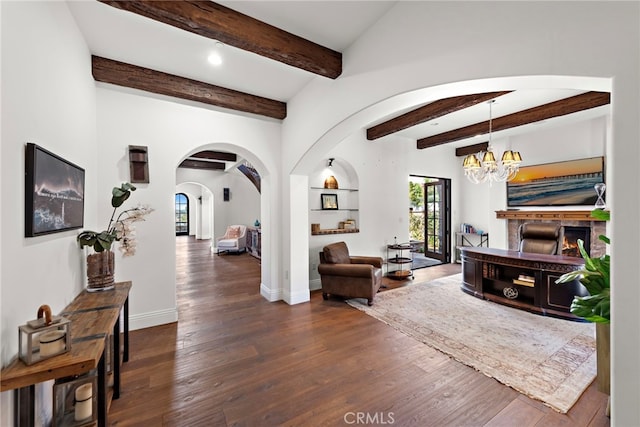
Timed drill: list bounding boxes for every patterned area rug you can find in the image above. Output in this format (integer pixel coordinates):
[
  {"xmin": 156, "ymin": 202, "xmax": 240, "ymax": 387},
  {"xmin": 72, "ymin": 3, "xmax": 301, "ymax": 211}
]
[{"xmin": 347, "ymin": 273, "xmax": 596, "ymax": 413}]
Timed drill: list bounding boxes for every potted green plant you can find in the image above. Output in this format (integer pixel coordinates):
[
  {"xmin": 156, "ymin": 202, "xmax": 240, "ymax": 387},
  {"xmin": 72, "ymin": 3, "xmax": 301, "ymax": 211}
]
[
  {"xmin": 555, "ymin": 209, "xmax": 610, "ymax": 400},
  {"xmin": 77, "ymin": 183, "xmax": 153, "ymax": 291}
]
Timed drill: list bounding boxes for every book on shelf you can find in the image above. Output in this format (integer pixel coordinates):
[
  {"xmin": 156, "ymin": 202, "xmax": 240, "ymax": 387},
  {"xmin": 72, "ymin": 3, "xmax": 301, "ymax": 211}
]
[
  {"xmin": 513, "ymin": 279, "xmax": 535, "ymax": 287},
  {"xmin": 460, "ymin": 223, "xmax": 476, "ymax": 233},
  {"xmin": 513, "ymin": 274, "xmax": 535, "ymax": 287}
]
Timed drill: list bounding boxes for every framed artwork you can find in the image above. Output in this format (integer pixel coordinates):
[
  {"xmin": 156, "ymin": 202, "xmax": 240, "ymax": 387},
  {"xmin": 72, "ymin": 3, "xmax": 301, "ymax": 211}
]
[
  {"xmin": 321, "ymin": 193, "xmax": 338, "ymax": 210},
  {"xmin": 506, "ymin": 156, "xmax": 604, "ymax": 207},
  {"xmin": 25, "ymin": 143, "xmax": 85, "ymax": 237}
]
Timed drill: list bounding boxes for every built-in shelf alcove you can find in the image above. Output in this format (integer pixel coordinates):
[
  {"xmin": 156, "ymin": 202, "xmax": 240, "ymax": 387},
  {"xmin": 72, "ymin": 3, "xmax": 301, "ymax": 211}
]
[{"xmin": 309, "ymin": 158, "xmax": 359, "ymax": 236}]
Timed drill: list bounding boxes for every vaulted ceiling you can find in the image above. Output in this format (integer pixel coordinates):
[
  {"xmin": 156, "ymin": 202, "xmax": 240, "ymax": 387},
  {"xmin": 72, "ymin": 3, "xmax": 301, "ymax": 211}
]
[{"xmin": 68, "ymin": 0, "xmax": 610, "ymax": 170}]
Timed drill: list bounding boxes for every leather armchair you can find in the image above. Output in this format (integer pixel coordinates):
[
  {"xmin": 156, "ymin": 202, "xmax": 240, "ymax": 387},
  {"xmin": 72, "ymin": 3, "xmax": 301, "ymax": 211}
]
[
  {"xmin": 318, "ymin": 241, "xmax": 383, "ymax": 306},
  {"xmin": 518, "ymin": 222, "xmax": 564, "ymax": 255}
]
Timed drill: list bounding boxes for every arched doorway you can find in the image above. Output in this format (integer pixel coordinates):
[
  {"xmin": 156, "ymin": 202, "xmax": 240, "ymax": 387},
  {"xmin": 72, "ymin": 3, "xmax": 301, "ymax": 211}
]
[{"xmin": 175, "ymin": 193, "xmax": 189, "ymax": 236}]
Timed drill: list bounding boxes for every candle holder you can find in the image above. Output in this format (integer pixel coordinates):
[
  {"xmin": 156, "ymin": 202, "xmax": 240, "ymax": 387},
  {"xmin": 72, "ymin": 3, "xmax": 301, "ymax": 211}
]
[
  {"xmin": 53, "ymin": 371, "xmax": 98, "ymax": 427},
  {"xmin": 18, "ymin": 305, "xmax": 71, "ymax": 365}
]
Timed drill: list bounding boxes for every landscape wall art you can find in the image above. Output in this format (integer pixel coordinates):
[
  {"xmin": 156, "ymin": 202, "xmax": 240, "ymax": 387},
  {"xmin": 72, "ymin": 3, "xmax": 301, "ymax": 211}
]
[
  {"xmin": 25, "ymin": 143, "xmax": 85, "ymax": 237},
  {"xmin": 506, "ymin": 156, "xmax": 604, "ymax": 207}
]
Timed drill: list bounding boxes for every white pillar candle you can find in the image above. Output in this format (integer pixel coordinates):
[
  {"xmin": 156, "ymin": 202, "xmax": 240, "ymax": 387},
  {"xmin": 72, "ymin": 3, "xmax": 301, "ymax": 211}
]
[
  {"xmin": 74, "ymin": 383, "xmax": 93, "ymax": 421},
  {"xmin": 39, "ymin": 330, "xmax": 66, "ymax": 357}
]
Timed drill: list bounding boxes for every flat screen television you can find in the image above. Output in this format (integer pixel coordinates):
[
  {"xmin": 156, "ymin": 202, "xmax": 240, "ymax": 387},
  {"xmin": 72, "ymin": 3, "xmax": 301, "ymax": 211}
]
[{"xmin": 506, "ymin": 156, "xmax": 605, "ymax": 207}]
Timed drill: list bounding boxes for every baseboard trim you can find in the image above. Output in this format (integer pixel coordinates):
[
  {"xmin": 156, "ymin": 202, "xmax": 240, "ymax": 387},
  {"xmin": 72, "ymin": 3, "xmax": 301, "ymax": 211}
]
[
  {"xmin": 260, "ymin": 282, "xmax": 281, "ymax": 302},
  {"xmin": 130, "ymin": 308, "xmax": 178, "ymax": 331},
  {"xmin": 284, "ymin": 287, "xmax": 310, "ymax": 305}
]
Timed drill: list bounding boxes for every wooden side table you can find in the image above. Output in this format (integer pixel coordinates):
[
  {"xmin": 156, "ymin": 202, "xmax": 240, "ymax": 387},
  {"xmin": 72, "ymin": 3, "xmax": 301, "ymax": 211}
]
[{"xmin": 1, "ymin": 282, "xmax": 131, "ymax": 426}]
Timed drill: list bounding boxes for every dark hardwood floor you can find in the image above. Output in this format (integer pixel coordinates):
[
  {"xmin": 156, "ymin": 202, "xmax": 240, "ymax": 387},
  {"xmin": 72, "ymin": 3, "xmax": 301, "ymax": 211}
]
[{"xmin": 108, "ymin": 236, "xmax": 610, "ymax": 426}]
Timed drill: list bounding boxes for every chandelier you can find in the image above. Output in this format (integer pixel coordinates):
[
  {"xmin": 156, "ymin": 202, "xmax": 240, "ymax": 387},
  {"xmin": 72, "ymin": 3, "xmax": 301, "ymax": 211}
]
[{"xmin": 462, "ymin": 100, "xmax": 522, "ymax": 184}]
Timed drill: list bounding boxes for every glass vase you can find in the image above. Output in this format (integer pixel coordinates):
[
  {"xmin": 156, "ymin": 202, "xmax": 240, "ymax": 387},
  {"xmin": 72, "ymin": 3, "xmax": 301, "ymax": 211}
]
[{"xmin": 84, "ymin": 247, "xmax": 115, "ymax": 292}]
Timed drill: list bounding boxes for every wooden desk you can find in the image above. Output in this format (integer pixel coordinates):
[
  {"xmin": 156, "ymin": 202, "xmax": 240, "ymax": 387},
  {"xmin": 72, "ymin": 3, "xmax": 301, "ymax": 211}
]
[
  {"xmin": 460, "ymin": 247, "xmax": 587, "ymax": 320},
  {"xmin": 1, "ymin": 281, "xmax": 131, "ymax": 426}
]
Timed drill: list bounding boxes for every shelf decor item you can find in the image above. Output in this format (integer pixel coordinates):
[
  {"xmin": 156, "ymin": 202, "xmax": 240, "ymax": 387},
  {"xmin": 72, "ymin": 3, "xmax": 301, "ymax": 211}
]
[
  {"xmin": 53, "ymin": 371, "xmax": 97, "ymax": 427},
  {"xmin": 77, "ymin": 183, "xmax": 153, "ymax": 291},
  {"xmin": 594, "ymin": 183, "xmax": 606, "ymax": 209},
  {"xmin": 321, "ymin": 193, "xmax": 338, "ymax": 210},
  {"xmin": 19, "ymin": 304, "xmax": 71, "ymax": 365},
  {"xmin": 323, "ymin": 158, "xmax": 339, "ymax": 189}
]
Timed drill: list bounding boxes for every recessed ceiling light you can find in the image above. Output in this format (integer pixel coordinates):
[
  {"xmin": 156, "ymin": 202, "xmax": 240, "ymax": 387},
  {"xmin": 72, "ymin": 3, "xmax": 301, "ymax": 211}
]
[
  {"xmin": 208, "ymin": 52, "xmax": 223, "ymax": 66},
  {"xmin": 208, "ymin": 41, "xmax": 224, "ymax": 66}
]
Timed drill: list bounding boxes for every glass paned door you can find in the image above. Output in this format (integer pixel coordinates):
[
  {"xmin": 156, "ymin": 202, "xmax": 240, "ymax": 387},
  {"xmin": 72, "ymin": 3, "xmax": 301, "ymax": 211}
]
[
  {"xmin": 423, "ymin": 179, "xmax": 451, "ymax": 263},
  {"xmin": 175, "ymin": 193, "xmax": 189, "ymax": 235}
]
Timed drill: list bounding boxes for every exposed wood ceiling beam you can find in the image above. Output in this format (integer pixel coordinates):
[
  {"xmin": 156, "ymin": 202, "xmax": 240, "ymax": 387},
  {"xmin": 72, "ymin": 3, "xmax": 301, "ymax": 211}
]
[
  {"xmin": 92, "ymin": 56, "xmax": 286, "ymax": 120},
  {"xmin": 179, "ymin": 159, "xmax": 226, "ymax": 170},
  {"xmin": 191, "ymin": 151, "xmax": 237, "ymax": 162},
  {"xmin": 98, "ymin": 0, "xmax": 342, "ymax": 79},
  {"xmin": 417, "ymin": 91, "xmax": 610, "ymax": 149},
  {"xmin": 367, "ymin": 91, "xmax": 512, "ymax": 141},
  {"xmin": 455, "ymin": 142, "xmax": 489, "ymax": 157}
]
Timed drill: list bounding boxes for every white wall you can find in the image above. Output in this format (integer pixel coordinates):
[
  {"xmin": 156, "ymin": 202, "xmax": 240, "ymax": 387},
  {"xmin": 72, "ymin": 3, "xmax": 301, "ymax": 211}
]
[{"xmin": 0, "ymin": 2, "xmax": 98, "ymax": 424}]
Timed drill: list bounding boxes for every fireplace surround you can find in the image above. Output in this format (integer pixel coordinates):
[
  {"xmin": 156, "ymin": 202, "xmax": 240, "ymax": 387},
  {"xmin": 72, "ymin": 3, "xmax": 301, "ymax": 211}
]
[{"xmin": 496, "ymin": 210, "xmax": 606, "ymax": 258}]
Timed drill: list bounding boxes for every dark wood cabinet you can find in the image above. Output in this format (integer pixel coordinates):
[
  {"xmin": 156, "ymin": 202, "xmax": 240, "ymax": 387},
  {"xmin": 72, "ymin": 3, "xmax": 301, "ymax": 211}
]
[
  {"xmin": 460, "ymin": 247, "xmax": 586, "ymax": 321},
  {"xmin": 461, "ymin": 255, "xmax": 482, "ymax": 297}
]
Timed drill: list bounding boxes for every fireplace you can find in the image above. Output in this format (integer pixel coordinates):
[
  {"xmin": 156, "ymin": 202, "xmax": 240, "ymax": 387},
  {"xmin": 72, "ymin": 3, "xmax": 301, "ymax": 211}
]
[
  {"xmin": 562, "ymin": 226, "xmax": 591, "ymax": 258},
  {"xmin": 499, "ymin": 210, "xmax": 606, "ymax": 258}
]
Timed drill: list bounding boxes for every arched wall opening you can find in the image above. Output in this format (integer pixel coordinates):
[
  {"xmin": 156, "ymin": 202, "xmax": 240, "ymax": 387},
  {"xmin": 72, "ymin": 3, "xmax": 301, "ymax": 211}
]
[
  {"xmin": 289, "ymin": 75, "xmax": 612, "ymax": 308},
  {"xmin": 175, "ymin": 142, "xmax": 276, "ymax": 302}
]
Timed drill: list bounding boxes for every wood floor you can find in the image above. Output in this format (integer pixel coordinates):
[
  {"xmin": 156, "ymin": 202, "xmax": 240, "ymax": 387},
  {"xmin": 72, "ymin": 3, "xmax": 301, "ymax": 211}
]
[{"xmin": 108, "ymin": 236, "xmax": 610, "ymax": 426}]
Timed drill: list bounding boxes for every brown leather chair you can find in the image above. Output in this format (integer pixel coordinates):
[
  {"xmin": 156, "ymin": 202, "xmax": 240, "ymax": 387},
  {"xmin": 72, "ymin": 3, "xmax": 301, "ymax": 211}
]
[
  {"xmin": 318, "ymin": 241, "xmax": 383, "ymax": 306},
  {"xmin": 518, "ymin": 222, "xmax": 564, "ymax": 255}
]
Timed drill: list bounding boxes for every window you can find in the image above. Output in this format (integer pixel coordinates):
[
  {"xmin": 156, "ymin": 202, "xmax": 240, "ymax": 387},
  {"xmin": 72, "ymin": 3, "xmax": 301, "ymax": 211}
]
[{"xmin": 175, "ymin": 193, "xmax": 189, "ymax": 235}]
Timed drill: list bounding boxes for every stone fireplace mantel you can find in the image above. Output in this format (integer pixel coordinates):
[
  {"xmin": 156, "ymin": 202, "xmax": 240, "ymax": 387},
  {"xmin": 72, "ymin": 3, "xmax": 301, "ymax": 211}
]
[{"xmin": 496, "ymin": 210, "xmax": 608, "ymax": 258}]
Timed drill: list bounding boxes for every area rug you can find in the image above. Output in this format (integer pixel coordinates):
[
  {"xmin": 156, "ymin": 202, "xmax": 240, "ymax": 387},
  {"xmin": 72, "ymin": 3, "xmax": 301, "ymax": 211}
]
[{"xmin": 347, "ymin": 273, "xmax": 596, "ymax": 413}]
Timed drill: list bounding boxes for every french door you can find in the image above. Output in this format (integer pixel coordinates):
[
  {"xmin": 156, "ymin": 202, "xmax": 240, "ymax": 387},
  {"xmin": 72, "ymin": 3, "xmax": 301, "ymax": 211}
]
[{"xmin": 423, "ymin": 179, "xmax": 451, "ymax": 263}]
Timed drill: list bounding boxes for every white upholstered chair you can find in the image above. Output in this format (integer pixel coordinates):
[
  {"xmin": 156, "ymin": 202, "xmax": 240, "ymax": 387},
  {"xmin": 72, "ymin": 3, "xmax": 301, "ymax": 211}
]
[{"xmin": 216, "ymin": 225, "xmax": 247, "ymax": 255}]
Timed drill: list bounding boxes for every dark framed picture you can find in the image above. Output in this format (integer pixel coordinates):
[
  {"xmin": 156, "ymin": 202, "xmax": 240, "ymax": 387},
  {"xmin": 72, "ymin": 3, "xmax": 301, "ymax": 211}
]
[
  {"xmin": 25, "ymin": 143, "xmax": 85, "ymax": 237},
  {"xmin": 321, "ymin": 193, "xmax": 338, "ymax": 210},
  {"xmin": 507, "ymin": 156, "xmax": 605, "ymax": 207}
]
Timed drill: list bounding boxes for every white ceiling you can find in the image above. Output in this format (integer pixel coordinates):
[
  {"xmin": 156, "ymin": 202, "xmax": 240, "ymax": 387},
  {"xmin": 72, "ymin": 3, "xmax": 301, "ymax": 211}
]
[
  {"xmin": 66, "ymin": 1, "xmax": 609, "ymax": 145},
  {"xmin": 67, "ymin": 1, "xmax": 395, "ymax": 102}
]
